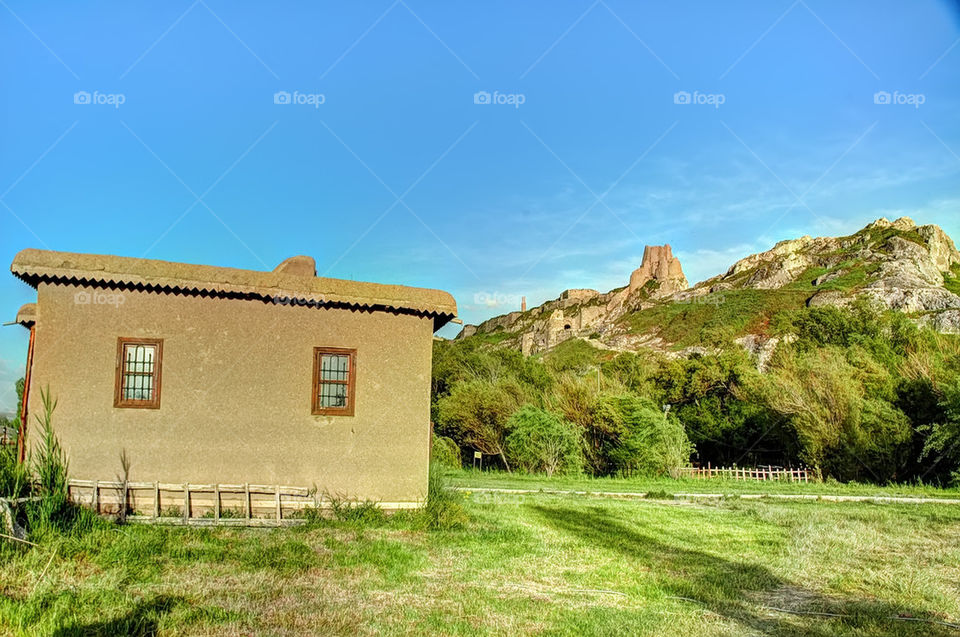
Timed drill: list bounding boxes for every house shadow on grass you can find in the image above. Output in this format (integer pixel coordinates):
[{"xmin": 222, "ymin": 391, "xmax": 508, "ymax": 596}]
[
  {"xmin": 52, "ymin": 595, "xmax": 182, "ymax": 637},
  {"xmin": 531, "ymin": 504, "xmax": 955, "ymax": 637}
]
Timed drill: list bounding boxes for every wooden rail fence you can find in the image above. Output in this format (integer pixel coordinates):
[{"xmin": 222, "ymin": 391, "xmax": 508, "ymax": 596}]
[
  {"xmin": 67, "ymin": 480, "xmax": 318, "ymax": 527},
  {"xmin": 678, "ymin": 466, "xmax": 810, "ymax": 482}
]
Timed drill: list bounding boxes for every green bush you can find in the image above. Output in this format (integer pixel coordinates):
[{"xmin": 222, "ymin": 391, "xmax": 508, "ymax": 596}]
[
  {"xmin": 1, "ymin": 377, "xmax": 28, "ymax": 500},
  {"xmin": 431, "ymin": 434, "xmax": 461, "ymax": 469},
  {"xmin": 542, "ymin": 338, "xmax": 604, "ymax": 374},
  {"xmin": 504, "ymin": 406, "xmax": 583, "ymax": 476},
  {"xmin": 598, "ymin": 395, "xmax": 693, "ymax": 477}
]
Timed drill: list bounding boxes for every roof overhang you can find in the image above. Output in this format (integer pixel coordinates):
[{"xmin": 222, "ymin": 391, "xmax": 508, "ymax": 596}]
[
  {"xmin": 11, "ymin": 249, "xmax": 457, "ymax": 331},
  {"xmin": 14, "ymin": 302, "xmax": 36, "ymax": 328}
]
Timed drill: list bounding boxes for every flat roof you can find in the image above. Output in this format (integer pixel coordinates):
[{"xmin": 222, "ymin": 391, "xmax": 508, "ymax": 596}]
[{"xmin": 11, "ymin": 249, "xmax": 457, "ymax": 330}]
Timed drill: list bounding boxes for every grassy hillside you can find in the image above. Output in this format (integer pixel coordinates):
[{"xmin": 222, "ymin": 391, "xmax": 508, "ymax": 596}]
[
  {"xmin": 621, "ymin": 289, "xmax": 811, "ymax": 348},
  {"xmin": 617, "ymin": 227, "xmax": 911, "ymax": 350}
]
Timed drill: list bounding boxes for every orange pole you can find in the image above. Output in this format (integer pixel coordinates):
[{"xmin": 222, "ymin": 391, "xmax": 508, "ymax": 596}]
[{"xmin": 17, "ymin": 325, "xmax": 36, "ymax": 464}]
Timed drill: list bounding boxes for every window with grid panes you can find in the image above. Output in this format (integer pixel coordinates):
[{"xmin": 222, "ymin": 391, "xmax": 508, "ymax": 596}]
[
  {"xmin": 114, "ymin": 338, "xmax": 163, "ymax": 409},
  {"xmin": 312, "ymin": 347, "xmax": 356, "ymax": 415}
]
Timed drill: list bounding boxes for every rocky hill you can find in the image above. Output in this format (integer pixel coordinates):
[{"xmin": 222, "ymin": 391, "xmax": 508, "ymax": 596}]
[{"xmin": 458, "ymin": 217, "xmax": 960, "ymax": 356}]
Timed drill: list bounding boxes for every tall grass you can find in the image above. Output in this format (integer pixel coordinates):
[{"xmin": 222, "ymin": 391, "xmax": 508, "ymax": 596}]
[
  {"xmin": 6, "ymin": 388, "xmax": 102, "ymax": 540},
  {"xmin": 420, "ymin": 462, "xmax": 468, "ymax": 530},
  {"xmin": 28, "ymin": 389, "xmax": 68, "ymax": 532},
  {"xmin": 0, "ymin": 444, "xmax": 29, "ymax": 500},
  {"xmin": 295, "ymin": 463, "xmax": 468, "ymax": 531}
]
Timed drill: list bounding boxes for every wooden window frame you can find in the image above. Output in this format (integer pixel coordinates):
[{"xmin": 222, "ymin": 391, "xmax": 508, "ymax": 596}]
[
  {"xmin": 114, "ymin": 337, "xmax": 163, "ymax": 409},
  {"xmin": 312, "ymin": 347, "xmax": 356, "ymax": 416}
]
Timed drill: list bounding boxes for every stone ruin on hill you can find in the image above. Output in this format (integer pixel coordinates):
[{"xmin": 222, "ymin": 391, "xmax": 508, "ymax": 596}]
[{"xmin": 460, "ymin": 244, "xmax": 689, "ymax": 355}]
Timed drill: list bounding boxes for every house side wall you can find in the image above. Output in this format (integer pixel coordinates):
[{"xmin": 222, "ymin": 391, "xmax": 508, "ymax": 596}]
[{"xmin": 26, "ymin": 282, "xmax": 435, "ymax": 505}]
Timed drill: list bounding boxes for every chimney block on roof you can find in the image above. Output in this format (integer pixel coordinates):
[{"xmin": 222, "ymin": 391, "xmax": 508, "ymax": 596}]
[{"xmin": 274, "ymin": 256, "xmax": 317, "ymax": 277}]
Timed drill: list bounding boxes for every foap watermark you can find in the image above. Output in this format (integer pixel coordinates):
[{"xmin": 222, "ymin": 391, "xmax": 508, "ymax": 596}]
[
  {"xmin": 268, "ymin": 295, "xmax": 328, "ymax": 307},
  {"xmin": 873, "ymin": 90, "xmax": 925, "ymax": 108},
  {"xmin": 74, "ymin": 90, "xmax": 125, "ymax": 108},
  {"xmin": 274, "ymin": 90, "xmax": 325, "ymax": 108},
  {"xmin": 473, "ymin": 292, "xmax": 523, "ymax": 308},
  {"xmin": 673, "ymin": 90, "xmax": 725, "ymax": 108},
  {"xmin": 74, "ymin": 290, "xmax": 125, "ymax": 307},
  {"xmin": 474, "ymin": 90, "xmax": 525, "ymax": 108},
  {"xmin": 680, "ymin": 292, "xmax": 726, "ymax": 307}
]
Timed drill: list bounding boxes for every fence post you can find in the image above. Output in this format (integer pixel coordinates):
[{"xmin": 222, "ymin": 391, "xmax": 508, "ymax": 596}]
[
  {"xmin": 93, "ymin": 480, "xmax": 99, "ymax": 514},
  {"xmin": 245, "ymin": 483, "xmax": 251, "ymax": 520},
  {"xmin": 275, "ymin": 485, "xmax": 281, "ymax": 524},
  {"xmin": 183, "ymin": 484, "xmax": 190, "ymax": 522},
  {"xmin": 154, "ymin": 482, "xmax": 160, "ymax": 518},
  {"xmin": 214, "ymin": 484, "xmax": 220, "ymax": 522}
]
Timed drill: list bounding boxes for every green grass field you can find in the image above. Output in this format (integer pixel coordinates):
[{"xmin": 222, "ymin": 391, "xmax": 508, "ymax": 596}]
[
  {"xmin": 3, "ymin": 478, "xmax": 960, "ymax": 635},
  {"xmin": 445, "ymin": 468, "xmax": 960, "ymax": 498}
]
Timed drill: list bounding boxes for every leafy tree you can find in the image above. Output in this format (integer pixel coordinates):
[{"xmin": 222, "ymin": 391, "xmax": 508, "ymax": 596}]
[
  {"xmin": 1, "ymin": 378, "xmax": 29, "ymax": 500},
  {"xmin": 599, "ymin": 351, "xmax": 658, "ymax": 395},
  {"xmin": 758, "ymin": 346, "xmax": 911, "ymax": 480},
  {"xmin": 9, "ymin": 377, "xmax": 25, "ymax": 446},
  {"xmin": 435, "ymin": 379, "xmax": 527, "ymax": 471},
  {"xmin": 434, "ymin": 302, "xmax": 960, "ymax": 484},
  {"xmin": 591, "ymin": 395, "xmax": 692, "ymax": 477},
  {"xmin": 504, "ymin": 406, "xmax": 583, "ymax": 476},
  {"xmin": 921, "ymin": 376, "xmax": 960, "ymax": 485}
]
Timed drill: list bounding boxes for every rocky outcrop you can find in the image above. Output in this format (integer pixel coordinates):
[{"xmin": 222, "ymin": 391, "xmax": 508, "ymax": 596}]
[
  {"xmin": 628, "ymin": 245, "xmax": 688, "ymax": 298},
  {"xmin": 707, "ymin": 216, "xmax": 960, "ymax": 316},
  {"xmin": 736, "ymin": 334, "xmax": 796, "ymax": 372},
  {"xmin": 458, "ymin": 245, "xmax": 690, "ymax": 354},
  {"xmin": 922, "ymin": 310, "xmax": 960, "ymax": 334},
  {"xmin": 458, "ymin": 217, "xmax": 960, "ymax": 355}
]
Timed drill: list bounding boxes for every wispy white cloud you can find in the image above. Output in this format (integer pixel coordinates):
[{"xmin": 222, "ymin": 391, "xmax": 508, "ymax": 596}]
[
  {"xmin": 436, "ymin": 116, "xmax": 960, "ymax": 336},
  {"xmin": 675, "ymin": 241, "xmax": 770, "ymax": 285}
]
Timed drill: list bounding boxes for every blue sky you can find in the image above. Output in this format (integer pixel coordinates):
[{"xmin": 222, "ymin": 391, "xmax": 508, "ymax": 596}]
[{"xmin": 2, "ymin": 0, "xmax": 959, "ymax": 412}]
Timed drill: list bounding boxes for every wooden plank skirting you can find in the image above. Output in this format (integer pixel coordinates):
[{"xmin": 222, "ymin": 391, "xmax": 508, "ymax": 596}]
[{"xmin": 67, "ymin": 480, "xmax": 421, "ymax": 527}]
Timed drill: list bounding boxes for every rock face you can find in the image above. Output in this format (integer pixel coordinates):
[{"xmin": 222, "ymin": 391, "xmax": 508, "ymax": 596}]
[
  {"xmin": 628, "ymin": 245, "xmax": 688, "ymax": 297},
  {"xmin": 458, "ymin": 217, "xmax": 960, "ymax": 355},
  {"xmin": 682, "ymin": 217, "xmax": 960, "ymax": 318},
  {"xmin": 458, "ymin": 245, "xmax": 691, "ymax": 355}
]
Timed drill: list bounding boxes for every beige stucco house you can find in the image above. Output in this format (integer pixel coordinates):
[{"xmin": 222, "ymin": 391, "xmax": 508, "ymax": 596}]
[{"xmin": 10, "ymin": 249, "xmax": 456, "ymax": 510}]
